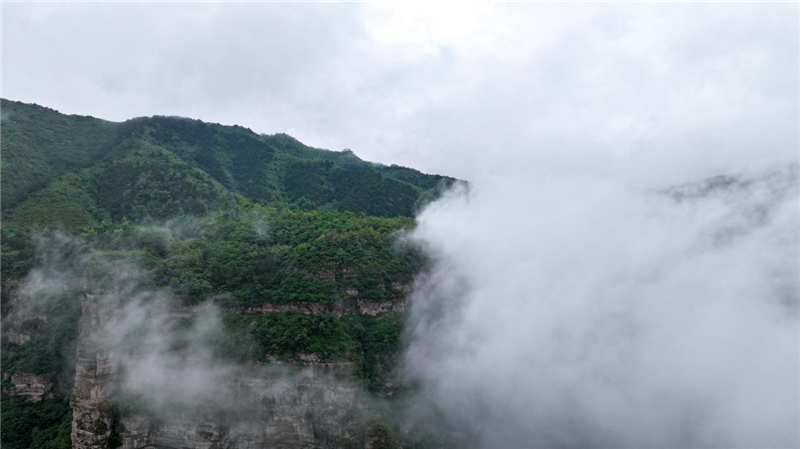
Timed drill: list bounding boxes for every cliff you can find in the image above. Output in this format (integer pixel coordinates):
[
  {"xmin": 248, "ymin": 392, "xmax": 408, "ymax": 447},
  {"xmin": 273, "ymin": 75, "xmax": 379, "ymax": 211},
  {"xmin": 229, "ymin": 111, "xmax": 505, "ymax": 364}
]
[
  {"xmin": 119, "ymin": 362, "xmax": 362, "ymax": 449},
  {"xmin": 1, "ymin": 99, "xmax": 429, "ymax": 448},
  {"xmin": 59, "ymin": 286, "xmax": 400, "ymax": 448},
  {"xmin": 71, "ymin": 293, "xmax": 117, "ymax": 449}
]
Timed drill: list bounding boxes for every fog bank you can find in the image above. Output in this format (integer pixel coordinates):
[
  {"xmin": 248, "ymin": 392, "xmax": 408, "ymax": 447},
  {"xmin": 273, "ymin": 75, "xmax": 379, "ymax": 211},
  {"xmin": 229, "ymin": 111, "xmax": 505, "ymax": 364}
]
[{"xmin": 405, "ymin": 166, "xmax": 799, "ymax": 448}]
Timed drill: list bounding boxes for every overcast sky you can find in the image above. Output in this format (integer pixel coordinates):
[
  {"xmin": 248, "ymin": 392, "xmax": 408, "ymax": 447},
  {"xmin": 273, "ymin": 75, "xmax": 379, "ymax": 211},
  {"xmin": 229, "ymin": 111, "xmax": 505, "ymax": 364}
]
[{"xmin": 3, "ymin": 2, "xmax": 797, "ymax": 186}]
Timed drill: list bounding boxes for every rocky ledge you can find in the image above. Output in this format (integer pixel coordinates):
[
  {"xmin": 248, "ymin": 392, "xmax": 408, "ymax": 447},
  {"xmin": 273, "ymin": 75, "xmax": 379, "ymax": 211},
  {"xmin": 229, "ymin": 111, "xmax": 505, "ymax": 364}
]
[
  {"xmin": 119, "ymin": 362, "xmax": 363, "ymax": 449},
  {"xmin": 2, "ymin": 371, "xmax": 54, "ymax": 402},
  {"xmin": 228, "ymin": 296, "xmax": 407, "ymax": 317}
]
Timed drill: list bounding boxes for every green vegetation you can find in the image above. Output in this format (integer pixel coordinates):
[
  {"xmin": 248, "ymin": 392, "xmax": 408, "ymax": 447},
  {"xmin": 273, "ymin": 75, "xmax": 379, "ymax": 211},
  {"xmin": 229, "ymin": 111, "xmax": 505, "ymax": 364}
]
[
  {"xmin": 1, "ymin": 99, "xmax": 438, "ymax": 305},
  {"xmin": 343, "ymin": 313, "xmax": 405, "ymax": 389},
  {"xmin": 1, "ymin": 98, "xmax": 441, "ymax": 303},
  {"xmin": 337, "ymin": 421, "xmax": 405, "ymax": 449},
  {"xmin": 0, "ymin": 101, "xmax": 118, "ymax": 211},
  {"xmin": 251, "ymin": 312, "xmax": 356, "ymax": 359},
  {"xmin": 1, "ymin": 226, "xmax": 35, "ymax": 281},
  {"xmin": 0, "ymin": 394, "xmax": 73, "ymax": 449},
  {"xmin": 0, "ymin": 99, "xmax": 455, "ymax": 448},
  {"xmin": 221, "ymin": 311, "xmax": 404, "ymax": 389},
  {"xmin": 94, "ymin": 143, "xmax": 234, "ymax": 221},
  {"xmin": 366, "ymin": 423, "xmax": 403, "ymax": 449},
  {"xmin": 2, "ymin": 98, "xmax": 456, "ymax": 225},
  {"xmin": 6, "ymin": 172, "xmax": 103, "ymax": 230},
  {"xmin": 1, "ymin": 294, "xmax": 81, "ymax": 376},
  {"xmin": 1, "ymin": 206, "xmax": 422, "ymax": 305}
]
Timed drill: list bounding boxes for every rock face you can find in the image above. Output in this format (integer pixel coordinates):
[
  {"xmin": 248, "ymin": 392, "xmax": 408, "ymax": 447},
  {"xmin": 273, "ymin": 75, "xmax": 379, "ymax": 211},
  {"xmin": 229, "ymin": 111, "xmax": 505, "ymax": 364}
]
[
  {"xmin": 6, "ymin": 329, "xmax": 33, "ymax": 345},
  {"xmin": 119, "ymin": 363, "xmax": 362, "ymax": 449},
  {"xmin": 67, "ymin": 287, "xmax": 380, "ymax": 448},
  {"xmin": 71, "ymin": 293, "xmax": 117, "ymax": 449},
  {"xmin": 229, "ymin": 296, "xmax": 407, "ymax": 317},
  {"xmin": 4, "ymin": 274, "xmax": 403, "ymax": 448},
  {"xmin": 1, "ymin": 278, "xmax": 63, "ymax": 403},
  {"xmin": 1, "ymin": 278, "xmax": 23, "ymax": 304},
  {"xmin": 120, "ymin": 417, "xmax": 223, "ymax": 449},
  {"xmin": 2, "ymin": 278, "xmax": 50, "ymax": 345},
  {"xmin": 3, "ymin": 371, "xmax": 54, "ymax": 402}
]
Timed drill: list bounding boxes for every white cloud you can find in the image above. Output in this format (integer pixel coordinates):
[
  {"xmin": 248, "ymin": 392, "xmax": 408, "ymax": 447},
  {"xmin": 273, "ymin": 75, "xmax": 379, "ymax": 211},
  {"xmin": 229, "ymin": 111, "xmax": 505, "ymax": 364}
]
[
  {"xmin": 405, "ymin": 167, "xmax": 799, "ymax": 448},
  {"xmin": 3, "ymin": 3, "xmax": 796, "ymax": 184}
]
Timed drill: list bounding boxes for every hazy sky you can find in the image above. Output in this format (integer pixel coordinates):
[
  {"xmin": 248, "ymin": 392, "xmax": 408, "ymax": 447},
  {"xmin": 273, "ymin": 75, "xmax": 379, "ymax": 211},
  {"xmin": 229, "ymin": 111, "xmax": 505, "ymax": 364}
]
[{"xmin": 3, "ymin": 3, "xmax": 797, "ymax": 185}]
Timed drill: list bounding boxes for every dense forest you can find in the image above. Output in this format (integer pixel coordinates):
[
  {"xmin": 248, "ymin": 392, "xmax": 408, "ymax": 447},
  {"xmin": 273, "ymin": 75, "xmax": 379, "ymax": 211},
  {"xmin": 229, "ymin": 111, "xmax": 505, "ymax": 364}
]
[{"xmin": 0, "ymin": 99, "xmax": 459, "ymax": 448}]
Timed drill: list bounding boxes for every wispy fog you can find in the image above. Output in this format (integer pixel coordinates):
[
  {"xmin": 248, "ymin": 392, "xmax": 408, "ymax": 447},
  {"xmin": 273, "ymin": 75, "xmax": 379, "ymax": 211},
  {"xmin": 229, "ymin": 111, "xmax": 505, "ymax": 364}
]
[{"xmin": 10, "ymin": 230, "xmax": 363, "ymax": 440}]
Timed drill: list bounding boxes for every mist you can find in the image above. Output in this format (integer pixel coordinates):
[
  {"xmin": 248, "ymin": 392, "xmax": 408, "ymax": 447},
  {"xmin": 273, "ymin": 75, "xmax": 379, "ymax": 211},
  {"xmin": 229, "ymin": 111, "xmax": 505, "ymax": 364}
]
[
  {"xmin": 7, "ymin": 228, "xmax": 365, "ymax": 441},
  {"xmin": 403, "ymin": 165, "xmax": 799, "ymax": 448}
]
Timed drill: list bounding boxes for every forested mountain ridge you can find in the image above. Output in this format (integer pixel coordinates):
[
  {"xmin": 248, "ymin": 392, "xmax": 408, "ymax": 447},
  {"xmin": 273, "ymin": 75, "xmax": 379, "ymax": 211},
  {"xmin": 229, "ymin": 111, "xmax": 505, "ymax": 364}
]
[
  {"xmin": 1, "ymin": 99, "xmax": 456, "ymax": 222},
  {"xmin": 0, "ymin": 99, "xmax": 457, "ymax": 449},
  {"xmin": 1, "ymin": 99, "xmax": 453, "ymax": 308},
  {"xmin": 2, "ymin": 99, "xmax": 792, "ymax": 449}
]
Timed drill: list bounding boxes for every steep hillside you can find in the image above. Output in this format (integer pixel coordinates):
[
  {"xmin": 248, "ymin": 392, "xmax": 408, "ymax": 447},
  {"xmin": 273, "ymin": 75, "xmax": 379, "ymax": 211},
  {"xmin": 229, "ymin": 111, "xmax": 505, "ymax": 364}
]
[
  {"xmin": 0, "ymin": 101, "xmax": 118, "ymax": 210},
  {"xmin": 1, "ymin": 99, "xmax": 455, "ymax": 222},
  {"xmin": 1, "ymin": 99, "xmax": 454, "ymax": 449}
]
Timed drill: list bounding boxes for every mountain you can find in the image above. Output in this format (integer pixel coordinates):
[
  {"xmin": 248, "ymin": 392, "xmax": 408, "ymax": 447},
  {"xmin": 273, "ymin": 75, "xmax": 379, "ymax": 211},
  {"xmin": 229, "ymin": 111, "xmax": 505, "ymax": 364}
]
[
  {"xmin": 3, "ymin": 99, "xmax": 792, "ymax": 449},
  {"xmin": 0, "ymin": 99, "xmax": 456, "ymax": 449},
  {"xmin": 1, "ymin": 99, "xmax": 455, "ymax": 225}
]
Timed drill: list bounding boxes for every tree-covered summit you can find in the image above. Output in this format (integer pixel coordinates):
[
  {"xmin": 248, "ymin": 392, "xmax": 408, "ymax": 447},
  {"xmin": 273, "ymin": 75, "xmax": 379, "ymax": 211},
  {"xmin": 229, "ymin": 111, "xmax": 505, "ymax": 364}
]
[
  {"xmin": 0, "ymin": 99, "xmax": 457, "ymax": 448},
  {"xmin": 1, "ymin": 98, "xmax": 457, "ymax": 222},
  {"xmin": 1, "ymin": 99, "xmax": 460, "ymax": 307}
]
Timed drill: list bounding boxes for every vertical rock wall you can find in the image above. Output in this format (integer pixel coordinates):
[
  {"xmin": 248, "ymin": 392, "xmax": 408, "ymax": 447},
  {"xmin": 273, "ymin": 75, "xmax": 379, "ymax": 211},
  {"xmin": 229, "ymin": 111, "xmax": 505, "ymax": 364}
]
[
  {"xmin": 70, "ymin": 293, "xmax": 117, "ymax": 449},
  {"xmin": 67, "ymin": 289, "xmax": 373, "ymax": 448},
  {"xmin": 119, "ymin": 362, "xmax": 363, "ymax": 448}
]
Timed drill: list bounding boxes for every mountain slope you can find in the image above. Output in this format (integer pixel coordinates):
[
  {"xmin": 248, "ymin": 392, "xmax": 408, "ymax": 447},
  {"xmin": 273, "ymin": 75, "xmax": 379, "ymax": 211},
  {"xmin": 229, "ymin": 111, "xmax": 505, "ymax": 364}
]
[
  {"xmin": 1, "ymin": 99, "xmax": 451, "ymax": 449},
  {"xmin": 1, "ymin": 100, "xmax": 118, "ymax": 209},
  {"xmin": 1, "ymin": 99, "xmax": 456, "ymax": 223}
]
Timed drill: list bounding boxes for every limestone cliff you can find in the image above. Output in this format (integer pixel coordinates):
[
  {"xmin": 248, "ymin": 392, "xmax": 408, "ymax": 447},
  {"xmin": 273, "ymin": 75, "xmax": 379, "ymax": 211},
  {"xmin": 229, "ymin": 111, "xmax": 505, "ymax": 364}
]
[
  {"xmin": 2, "ymin": 371, "xmax": 54, "ymax": 401},
  {"xmin": 71, "ymin": 293, "xmax": 117, "ymax": 449},
  {"xmin": 63, "ymin": 289, "xmax": 396, "ymax": 448},
  {"xmin": 119, "ymin": 362, "xmax": 362, "ymax": 449},
  {"xmin": 1, "ymin": 278, "xmax": 74, "ymax": 403},
  {"xmin": 2, "ymin": 276, "xmax": 404, "ymax": 448}
]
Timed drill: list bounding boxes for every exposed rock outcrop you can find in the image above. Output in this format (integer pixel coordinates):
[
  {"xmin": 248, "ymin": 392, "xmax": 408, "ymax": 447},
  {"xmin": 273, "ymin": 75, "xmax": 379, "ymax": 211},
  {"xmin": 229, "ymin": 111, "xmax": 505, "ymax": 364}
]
[
  {"xmin": 71, "ymin": 293, "xmax": 117, "ymax": 449},
  {"xmin": 1, "ymin": 279, "xmax": 66, "ymax": 403},
  {"xmin": 291, "ymin": 267, "xmax": 359, "ymax": 283},
  {"xmin": 1, "ymin": 278, "xmax": 23, "ymax": 305},
  {"xmin": 228, "ymin": 296, "xmax": 407, "ymax": 317},
  {"xmin": 119, "ymin": 362, "xmax": 363, "ymax": 449},
  {"xmin": 2, "ymin": 371, "xmax": 54, "ymax": 402},
  {"xmin": 58, "ymin": 265, "xmax": 407, "ymax": 449},
  {"xmin": 6, "ymin": 329, "xmax": 33, "ymax": 345},
  {"xmin": 67, "ymin": 286, "xmax": 386, "ymax": 448},
  {"xmin": 2, "ymin": 278, "xmax": 50, "ymax": 344}
]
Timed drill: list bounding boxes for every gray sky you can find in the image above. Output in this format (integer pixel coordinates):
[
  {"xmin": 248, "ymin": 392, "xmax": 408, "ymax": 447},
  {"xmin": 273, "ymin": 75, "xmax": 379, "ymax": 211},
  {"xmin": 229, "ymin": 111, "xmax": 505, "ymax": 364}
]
[{"xmin": 3, "ymin": 3, "xmax": 797, "ymax": 185}]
